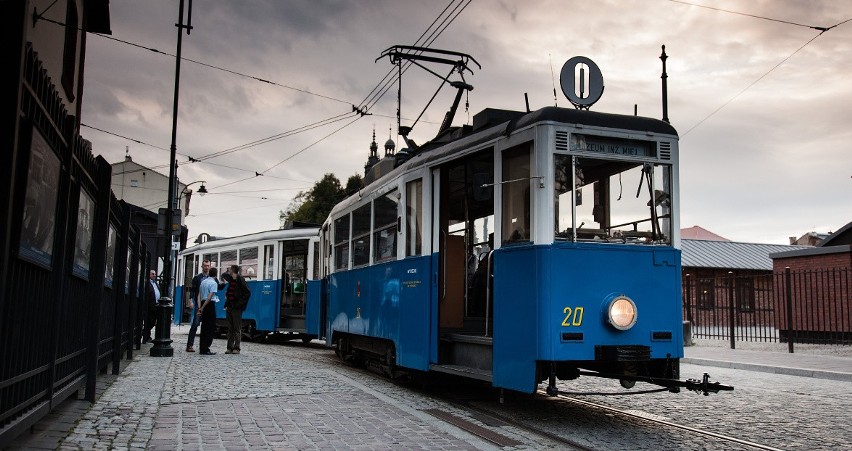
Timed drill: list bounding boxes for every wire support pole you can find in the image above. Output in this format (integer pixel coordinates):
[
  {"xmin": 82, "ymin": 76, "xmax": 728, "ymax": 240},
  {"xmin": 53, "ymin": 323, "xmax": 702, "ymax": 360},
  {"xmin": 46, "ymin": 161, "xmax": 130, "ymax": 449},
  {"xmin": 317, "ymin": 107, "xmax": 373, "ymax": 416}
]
[{"xmin": 163, "ymin": 0, "xmax": 193, "ymax": 298}]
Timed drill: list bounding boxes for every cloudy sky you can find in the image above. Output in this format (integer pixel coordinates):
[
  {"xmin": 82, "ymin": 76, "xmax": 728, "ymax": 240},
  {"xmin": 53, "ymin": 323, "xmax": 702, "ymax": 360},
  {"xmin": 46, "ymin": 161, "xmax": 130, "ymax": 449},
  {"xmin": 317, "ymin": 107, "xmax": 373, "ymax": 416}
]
[{"xmin": 81, "ymin": 0, "xmax": 851, "ymax": 244}]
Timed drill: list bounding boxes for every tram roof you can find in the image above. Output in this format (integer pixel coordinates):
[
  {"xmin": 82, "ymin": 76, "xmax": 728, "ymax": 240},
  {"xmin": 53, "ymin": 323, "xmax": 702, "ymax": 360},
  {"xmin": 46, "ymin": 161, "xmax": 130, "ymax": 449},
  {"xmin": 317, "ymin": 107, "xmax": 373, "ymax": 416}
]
[
  {"xmin": 180, "ymin": 227, "xmax": 319, "ymax": 255},
  {"xmin": 328, "ymin": 106, "xmax": 678, "ymax": 220}
]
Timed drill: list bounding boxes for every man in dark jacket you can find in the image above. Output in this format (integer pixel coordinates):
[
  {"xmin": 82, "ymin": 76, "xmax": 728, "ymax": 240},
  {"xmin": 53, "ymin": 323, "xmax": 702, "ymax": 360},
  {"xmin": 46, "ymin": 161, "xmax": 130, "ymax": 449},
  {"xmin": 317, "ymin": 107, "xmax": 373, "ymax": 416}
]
[
  {"xmin": 224, "ymin": 265, "xmax": 249, "ymax": 354},
  {"xmin": 143, "ymin": 269, "xmax": 159, "ymax": 343}
]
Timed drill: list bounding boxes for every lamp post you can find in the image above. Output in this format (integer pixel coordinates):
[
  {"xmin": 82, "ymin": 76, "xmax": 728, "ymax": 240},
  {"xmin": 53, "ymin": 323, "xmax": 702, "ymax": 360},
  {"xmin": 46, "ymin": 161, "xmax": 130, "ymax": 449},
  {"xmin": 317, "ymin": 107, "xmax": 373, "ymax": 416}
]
[{"xmin": 153, "ymin": 0, "xmax": 192, "ymax": 358}]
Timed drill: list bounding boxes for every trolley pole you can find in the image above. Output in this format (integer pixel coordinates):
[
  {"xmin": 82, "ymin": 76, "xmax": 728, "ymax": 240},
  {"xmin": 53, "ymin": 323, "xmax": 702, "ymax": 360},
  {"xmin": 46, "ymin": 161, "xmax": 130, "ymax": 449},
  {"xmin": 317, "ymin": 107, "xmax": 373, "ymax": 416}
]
[{"xmin": 154, "ymin": 0, "xmax": 193, "ymax": 357}]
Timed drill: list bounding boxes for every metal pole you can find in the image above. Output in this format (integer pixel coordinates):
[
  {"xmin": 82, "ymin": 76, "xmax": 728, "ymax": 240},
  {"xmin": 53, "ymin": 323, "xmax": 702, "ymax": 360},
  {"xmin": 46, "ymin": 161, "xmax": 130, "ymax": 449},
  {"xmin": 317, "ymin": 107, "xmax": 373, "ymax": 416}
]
[
  {"xmin": 728, "ymin": 271, "xmax": 735, "ymax": 349},
  {"xmin": 785, "ymin": 267, "xmax": 794, "ymax": 353},
  {"xmin": 660, "ymin": 45, "xmax": 669, "ymax": 124},
  {"xmin": 154, "ymin": 0, "xmax": 192, "ymax": 357}
]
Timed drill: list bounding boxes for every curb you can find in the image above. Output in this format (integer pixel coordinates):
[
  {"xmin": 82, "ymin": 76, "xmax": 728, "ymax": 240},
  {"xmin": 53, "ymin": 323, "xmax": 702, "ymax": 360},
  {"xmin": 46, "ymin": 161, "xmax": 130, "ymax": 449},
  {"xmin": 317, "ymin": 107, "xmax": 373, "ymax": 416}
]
[{"xmin": 682, "ymin": 357, "xmax": 852, "ymax": 383}]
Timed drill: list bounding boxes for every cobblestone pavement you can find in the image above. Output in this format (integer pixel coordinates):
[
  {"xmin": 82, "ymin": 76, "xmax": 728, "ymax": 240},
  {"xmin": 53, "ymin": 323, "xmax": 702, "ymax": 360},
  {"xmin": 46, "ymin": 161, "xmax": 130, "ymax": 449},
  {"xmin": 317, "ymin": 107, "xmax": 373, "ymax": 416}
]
[
  {"xmin": 471, "ymin": 361, "xmax": 852, "ymax": 450},
  {"xmin": 36, "ymin": 329, "xmax": 561, "ymax": 450},
  {"xmin": 10, "ymin": 329, "xmax": 852, "ymax": 450}
]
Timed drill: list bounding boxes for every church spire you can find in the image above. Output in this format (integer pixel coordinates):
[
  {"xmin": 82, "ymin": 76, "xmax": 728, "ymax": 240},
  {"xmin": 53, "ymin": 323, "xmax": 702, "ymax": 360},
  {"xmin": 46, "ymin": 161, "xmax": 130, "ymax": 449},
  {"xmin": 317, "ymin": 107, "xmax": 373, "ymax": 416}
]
[{"xmin": 364, "ymin": 126, "xmax": 380, "ymax": 176}]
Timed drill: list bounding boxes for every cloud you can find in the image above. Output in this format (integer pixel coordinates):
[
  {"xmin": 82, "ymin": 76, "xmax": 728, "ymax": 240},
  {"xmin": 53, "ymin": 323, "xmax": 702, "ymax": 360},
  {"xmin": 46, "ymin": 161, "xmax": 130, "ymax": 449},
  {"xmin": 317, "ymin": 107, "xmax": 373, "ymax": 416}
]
[{"xmin": 81, "ymin": 0, "xmax": 852, "ymax": 241}]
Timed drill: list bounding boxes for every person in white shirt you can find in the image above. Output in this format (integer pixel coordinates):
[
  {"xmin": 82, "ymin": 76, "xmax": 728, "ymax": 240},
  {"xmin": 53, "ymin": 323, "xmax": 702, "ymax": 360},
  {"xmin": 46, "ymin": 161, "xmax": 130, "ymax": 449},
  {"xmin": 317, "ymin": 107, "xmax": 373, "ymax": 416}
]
[{"xmin": 198, "ymin": 267, "xmax": 221, "ymax": 355}]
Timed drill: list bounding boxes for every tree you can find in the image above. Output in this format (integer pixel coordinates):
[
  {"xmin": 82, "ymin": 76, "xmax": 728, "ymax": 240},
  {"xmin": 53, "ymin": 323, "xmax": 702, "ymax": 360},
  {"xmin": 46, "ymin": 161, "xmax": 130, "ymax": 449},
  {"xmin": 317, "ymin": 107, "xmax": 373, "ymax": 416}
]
[{"xmin": 279, "ymin": 173, "xmax": 347, "ymax": 227}]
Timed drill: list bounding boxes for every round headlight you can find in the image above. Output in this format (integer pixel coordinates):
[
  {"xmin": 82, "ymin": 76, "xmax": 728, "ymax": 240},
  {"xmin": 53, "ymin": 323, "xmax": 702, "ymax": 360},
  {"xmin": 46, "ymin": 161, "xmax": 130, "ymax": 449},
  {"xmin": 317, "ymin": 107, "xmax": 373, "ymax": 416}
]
[{"xmin": 608, "ymin": 296, "xmax": 637, "ymax": 330}]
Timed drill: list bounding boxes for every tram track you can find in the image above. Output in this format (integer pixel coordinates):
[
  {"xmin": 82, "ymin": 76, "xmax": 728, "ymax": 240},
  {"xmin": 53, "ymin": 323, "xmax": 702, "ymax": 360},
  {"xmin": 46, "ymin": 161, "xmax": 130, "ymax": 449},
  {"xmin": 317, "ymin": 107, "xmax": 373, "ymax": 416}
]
[
  {"xmin": 247, "ymin": 343, "xmax": 781, "ymax": 450},
  {"xmin": 540, "ymin": 389, "xmax": 784, "ymax": 451}
]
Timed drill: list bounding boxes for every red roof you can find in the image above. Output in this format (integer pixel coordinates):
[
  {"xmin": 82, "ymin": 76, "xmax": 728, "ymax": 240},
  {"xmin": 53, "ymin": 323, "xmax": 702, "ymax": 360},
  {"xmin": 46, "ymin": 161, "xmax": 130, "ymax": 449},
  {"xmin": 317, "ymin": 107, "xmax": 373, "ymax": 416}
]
[{"xmin": 680, "ymin": 226, "xmax": 730, "ymax": 241}]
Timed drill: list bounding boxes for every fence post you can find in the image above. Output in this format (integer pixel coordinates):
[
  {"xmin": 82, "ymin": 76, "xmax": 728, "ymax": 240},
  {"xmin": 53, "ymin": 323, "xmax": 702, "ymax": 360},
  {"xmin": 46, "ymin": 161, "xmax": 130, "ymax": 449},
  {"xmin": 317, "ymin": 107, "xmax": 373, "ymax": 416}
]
[
  {"xmin": 727, "ymin": 271, "xmax": 735, "ymax": 349},
  {"xmin": 785, "ymin": 267, "xmax": 794, "ymax": 353}
]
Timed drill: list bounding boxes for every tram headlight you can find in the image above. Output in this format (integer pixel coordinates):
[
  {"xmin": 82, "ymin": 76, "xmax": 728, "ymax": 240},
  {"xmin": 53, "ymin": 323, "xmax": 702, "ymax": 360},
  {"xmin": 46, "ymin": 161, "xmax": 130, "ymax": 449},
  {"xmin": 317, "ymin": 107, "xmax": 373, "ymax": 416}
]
[{"xmin": 607, "ymin": 295, "xmax": 637, "ymax": 330}]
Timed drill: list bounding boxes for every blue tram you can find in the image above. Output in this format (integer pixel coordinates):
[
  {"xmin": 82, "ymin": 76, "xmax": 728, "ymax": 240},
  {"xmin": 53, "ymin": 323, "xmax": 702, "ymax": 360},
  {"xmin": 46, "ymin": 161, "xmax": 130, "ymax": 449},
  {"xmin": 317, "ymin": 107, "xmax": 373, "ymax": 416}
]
[
  {"xmin": 309, "ymin": 52, "xmax": 729, "ymax": 395},
  {"xmin": 176, "ymin": 226, "xmax": 320, "ymax": 341}
]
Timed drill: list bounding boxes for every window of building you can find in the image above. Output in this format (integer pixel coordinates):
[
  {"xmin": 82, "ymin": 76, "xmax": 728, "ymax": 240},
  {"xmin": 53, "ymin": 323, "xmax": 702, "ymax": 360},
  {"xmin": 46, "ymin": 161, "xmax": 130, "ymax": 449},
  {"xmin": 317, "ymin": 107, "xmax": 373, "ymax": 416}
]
[
  {"xmin": 374, "ymin": 190, "xmax": 399, "ymax": 263},
  {"xmin": 698, "ymin": 277, "xmax": 715, "ymax": 308},
  {"xmin": 736, "ymin": 277, "xmax": 755, "ymax": 312},
  {"xmin": 406, "ymin": 179, "xmax": 423, "ymax": 257}
]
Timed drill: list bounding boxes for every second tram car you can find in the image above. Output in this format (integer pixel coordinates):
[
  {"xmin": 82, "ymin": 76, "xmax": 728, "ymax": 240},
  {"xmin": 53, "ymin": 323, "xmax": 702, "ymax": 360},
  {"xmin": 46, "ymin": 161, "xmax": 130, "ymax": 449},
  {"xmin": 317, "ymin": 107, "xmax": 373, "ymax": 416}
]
[
  {"xmin": 176, "ymin": 226, "xmax": 320, "ymax": 341},
  {"xmin": 311, "ymin": 85, "xmax": 728, "ymax": 394}
]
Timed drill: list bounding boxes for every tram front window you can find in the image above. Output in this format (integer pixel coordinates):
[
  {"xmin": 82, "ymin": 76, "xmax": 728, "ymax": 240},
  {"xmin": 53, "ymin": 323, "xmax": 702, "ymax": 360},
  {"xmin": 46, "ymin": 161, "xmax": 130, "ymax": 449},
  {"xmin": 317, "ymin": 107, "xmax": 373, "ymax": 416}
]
[{"xmin": 554, "ymin": 155, "xmax": 672, "ymax": 244}]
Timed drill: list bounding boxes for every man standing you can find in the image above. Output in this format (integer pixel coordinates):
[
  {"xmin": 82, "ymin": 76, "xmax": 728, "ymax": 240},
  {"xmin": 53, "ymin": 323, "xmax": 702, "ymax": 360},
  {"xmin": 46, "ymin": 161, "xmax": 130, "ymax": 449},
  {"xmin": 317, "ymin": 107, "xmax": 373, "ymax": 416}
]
[
  {"xmin": 224, "ymin": 265, "xmax": 250, "ymax": 354},
  {"xmin": 198, "ymin": 267, "xmax": 221, "ymax": 355},
  {"xmin": 143, "ymin": 270, "xmax": 159, "ymax": 343},
  {"xmin": 186, "ymin": 260, "xmax": 210, "ymax": 352}
]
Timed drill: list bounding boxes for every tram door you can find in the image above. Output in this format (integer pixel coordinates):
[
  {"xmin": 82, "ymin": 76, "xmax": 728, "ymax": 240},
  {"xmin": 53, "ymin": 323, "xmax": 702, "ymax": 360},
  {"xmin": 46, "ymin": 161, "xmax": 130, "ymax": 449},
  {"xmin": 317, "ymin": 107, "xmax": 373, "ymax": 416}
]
[
  {"xmin": 435, "ymin": 150, "xmax": 494, "ymax": 338},
  {"xmin": 279, "ymin": 239, "xmax": 309, "ymax": 329}
]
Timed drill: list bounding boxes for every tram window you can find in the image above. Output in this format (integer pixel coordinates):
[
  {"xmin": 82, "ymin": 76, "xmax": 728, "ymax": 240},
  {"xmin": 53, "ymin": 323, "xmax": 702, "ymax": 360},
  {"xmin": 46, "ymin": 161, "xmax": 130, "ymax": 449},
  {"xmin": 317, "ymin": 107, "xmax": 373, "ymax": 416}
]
[
  {"xmin": 502, "ymin": 144, "xmax": 532, "ymax": 244},
  {"xmin": 554, "ymin": 155, "xmax": 672, "ymax": 244},
  {"xmin": 220, "ymin": 249, "xmax": 237, "ymax": 274},
  {"xmin": 203, "ymin": 252, "xmax": 219, "ymax": 271},
  {"xmin": 406, "ymin": 179, "xmax": 423, "ymax": 257},
  {"xmin": 334, "ymin": 214, "xmax": 350, "ymax": 270},
  {"xmin": 239, "ymin": 247, "xmax": 259, "ymax": 279},
  {"xmin": 263, "ymin": 245, "xmax": 275, "ymax": 280},
  {"xmin": 352, "ymin": 204, "xmax": 371, "ymax": 267},
  {"xmin": 374, "ymin": 190, "xmax": 399, "ymax": 263},
  {"xmin": 183, "ymin": 255, "xmax": 194, "ymax": 286}
]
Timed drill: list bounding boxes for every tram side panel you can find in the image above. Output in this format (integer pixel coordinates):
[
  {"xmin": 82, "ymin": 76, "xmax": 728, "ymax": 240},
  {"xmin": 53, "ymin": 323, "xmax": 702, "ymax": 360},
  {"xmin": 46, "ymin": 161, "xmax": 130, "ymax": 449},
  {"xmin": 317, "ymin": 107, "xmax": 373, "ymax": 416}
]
[
  {"xmin": 491, "ymin": 246, "xmax": 542, "ymax": 393},
  {"xmin": 326, "ymin": 256, "xmax": 432, "ymax": 371},
  {"xmin": 305, "ymin": 279, "xmax": 325, "ymax": 338},
  {"xmin": 245, "ymin": 279, "xmax": 281, "ymax": 332}
]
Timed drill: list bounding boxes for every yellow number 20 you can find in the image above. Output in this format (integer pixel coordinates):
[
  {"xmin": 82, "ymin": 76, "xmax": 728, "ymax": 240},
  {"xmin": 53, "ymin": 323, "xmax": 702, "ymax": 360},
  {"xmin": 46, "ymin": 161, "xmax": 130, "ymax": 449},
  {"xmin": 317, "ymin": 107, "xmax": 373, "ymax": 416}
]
[{"xmin": 561, "ymin": 306, "xmax": 584, "ymax": 327}]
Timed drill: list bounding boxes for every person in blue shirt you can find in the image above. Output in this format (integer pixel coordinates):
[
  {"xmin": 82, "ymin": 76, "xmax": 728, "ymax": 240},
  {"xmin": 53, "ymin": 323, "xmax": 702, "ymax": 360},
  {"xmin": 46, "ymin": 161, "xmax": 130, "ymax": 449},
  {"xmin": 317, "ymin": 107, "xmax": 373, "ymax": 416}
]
[
  {"xmin": 186, "ymin": 260, "xmax": 224, "ymax": 352},
  {"xmin": 198, "ymin": 267, "xmax": 221, "ymax": 355}
]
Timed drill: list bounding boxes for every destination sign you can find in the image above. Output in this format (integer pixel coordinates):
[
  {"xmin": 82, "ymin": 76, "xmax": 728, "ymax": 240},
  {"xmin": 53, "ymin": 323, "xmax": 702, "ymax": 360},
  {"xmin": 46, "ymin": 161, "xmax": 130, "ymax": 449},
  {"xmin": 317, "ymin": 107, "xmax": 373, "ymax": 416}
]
[{"xmin": 569, "ymin": 135, "xmax": 652, "ymax": 157}]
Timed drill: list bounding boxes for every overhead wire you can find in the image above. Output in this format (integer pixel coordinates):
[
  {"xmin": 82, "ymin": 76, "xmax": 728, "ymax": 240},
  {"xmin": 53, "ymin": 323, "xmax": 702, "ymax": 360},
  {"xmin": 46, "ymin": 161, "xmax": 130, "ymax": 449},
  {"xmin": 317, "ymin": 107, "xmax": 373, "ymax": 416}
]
[
  {"xmin": 681, "ymin": 13, "xmax": 851, "ymax": 136},
  {"xmin": 64, "ymin": 1, "xmax": 473, "ymax": 194},
  {"xmin": 666, "ymin": 0, "xmax": 851, "ymax": 136}
]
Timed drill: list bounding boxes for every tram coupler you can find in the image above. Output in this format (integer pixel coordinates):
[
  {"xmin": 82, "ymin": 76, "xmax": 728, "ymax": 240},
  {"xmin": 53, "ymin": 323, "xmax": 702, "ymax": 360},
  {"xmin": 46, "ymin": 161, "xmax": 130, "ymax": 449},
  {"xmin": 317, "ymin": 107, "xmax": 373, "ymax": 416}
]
[
  {"xmin": 546, "ymin": 363, "xmax": 559, "ymax": 396},
  {"xmin": 684, "ymin": 372, "xmax": 734, "ymax": 396}
]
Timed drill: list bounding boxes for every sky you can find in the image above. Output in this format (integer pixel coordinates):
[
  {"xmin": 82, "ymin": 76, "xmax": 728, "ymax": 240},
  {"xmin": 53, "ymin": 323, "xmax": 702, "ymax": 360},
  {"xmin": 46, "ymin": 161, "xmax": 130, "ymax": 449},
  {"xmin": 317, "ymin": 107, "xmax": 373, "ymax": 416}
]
[{"xmin": 80, "ymin": 0, "xmax": 852, "ymax": 244}]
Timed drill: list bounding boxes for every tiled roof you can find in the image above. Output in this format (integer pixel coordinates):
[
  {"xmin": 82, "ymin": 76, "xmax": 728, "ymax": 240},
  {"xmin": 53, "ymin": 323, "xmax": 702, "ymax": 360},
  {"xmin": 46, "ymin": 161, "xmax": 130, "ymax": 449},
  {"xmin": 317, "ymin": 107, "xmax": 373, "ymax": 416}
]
[
  {"xmin": 681, "ymin": 239, "xmax": 811, "ymax": 271},
  {"xmin": 681, "ymin": 225, "xmax": 730, "ymax": 241}
]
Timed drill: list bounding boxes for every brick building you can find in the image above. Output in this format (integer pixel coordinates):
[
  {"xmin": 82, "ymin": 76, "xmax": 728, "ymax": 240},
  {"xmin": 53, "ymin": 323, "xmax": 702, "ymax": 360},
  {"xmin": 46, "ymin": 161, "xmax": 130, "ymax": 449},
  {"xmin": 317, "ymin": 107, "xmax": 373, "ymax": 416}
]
[{"xmin": 770, "ymin": 221, "xmax": 852, "ymax": 340}]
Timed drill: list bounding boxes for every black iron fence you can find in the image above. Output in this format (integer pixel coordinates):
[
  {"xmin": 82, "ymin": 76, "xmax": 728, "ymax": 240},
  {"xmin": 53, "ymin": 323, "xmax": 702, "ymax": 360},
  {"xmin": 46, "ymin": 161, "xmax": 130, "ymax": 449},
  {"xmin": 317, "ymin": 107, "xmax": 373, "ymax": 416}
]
[
  {"xmin": 0, "ymin": 45, "xmax": 152, "ymax": 446},
  {"xmin": 683, "ymin": 268, "xmax": 852, "ymax": 350}
]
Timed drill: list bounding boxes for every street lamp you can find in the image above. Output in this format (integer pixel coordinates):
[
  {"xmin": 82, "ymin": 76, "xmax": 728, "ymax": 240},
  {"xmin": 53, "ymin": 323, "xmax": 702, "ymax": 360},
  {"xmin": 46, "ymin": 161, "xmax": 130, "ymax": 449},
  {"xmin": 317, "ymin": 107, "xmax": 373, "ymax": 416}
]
[{"xmin": 154, "ymin": 0, "xmax": 192, "ymax": 358}]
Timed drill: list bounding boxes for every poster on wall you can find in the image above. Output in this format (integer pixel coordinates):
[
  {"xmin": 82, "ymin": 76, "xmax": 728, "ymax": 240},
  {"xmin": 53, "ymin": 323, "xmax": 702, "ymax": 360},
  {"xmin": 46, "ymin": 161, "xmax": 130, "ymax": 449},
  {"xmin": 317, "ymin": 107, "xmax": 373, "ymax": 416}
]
[
  {"xmin": 19, "ymin": 128, "xmax": 60, "ymax": 267},
  {"xmin": 125, "ymin": 248, "xmax": 132, "ymax": 294},
  {"xmin": 72, "ymin": 190, "xmax": 95, "ymax": 278},
  {"xmin": 104, "ymin": 225, "xmax": 116, "ymax": 287}
]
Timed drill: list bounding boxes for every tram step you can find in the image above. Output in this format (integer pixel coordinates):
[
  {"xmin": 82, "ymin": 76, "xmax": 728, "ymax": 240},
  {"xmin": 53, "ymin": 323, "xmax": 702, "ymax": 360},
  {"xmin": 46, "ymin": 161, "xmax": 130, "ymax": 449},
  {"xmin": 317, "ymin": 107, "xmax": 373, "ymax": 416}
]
[
  {"xmin": 441, "ymin": 333, "xmax": 492, "ymax": 371},
  {"xmin": 281, "ymin": 315, "xmax": 306, "ymax": 330},
  {"xmin": 430, "ymin": 364, "xmax": 493, "ymax": 382}
]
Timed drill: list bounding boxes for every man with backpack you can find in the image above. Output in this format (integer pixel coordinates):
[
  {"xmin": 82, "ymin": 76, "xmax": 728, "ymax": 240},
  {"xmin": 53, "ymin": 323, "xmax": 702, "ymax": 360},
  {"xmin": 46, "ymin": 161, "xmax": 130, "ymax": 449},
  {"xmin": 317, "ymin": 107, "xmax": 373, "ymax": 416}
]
[{"xmin": 223, "ymin": 265, "xmax": 251, "ymax": 354}]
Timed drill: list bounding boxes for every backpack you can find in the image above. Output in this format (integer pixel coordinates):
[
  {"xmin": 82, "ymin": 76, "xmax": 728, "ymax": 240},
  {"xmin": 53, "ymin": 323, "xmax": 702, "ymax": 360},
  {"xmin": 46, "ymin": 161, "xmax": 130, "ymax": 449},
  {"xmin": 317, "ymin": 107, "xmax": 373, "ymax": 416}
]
[{"xmin": 237, "ymin": 277, "xmax": 251, "ymax": 308}]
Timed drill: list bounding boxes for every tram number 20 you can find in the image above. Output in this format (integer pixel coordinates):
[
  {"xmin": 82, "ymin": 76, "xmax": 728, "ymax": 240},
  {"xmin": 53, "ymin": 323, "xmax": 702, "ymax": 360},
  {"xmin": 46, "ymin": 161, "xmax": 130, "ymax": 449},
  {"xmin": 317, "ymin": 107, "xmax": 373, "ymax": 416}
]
[{"xmin": 561, "ymin": 307, "xmax": 584, "ymax": 327}]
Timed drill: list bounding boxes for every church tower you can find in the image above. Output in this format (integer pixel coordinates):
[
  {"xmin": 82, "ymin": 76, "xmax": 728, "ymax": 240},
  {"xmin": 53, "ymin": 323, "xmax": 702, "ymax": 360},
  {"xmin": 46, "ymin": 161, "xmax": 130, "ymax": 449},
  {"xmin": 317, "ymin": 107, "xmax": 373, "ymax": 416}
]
[
  {"xmin": 364, "ymin": 127, "xmax": 380, "ymax": 176},
  {"xmin": 384, "ymin": 125, "xmax": 396, "ymax": 157}
]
